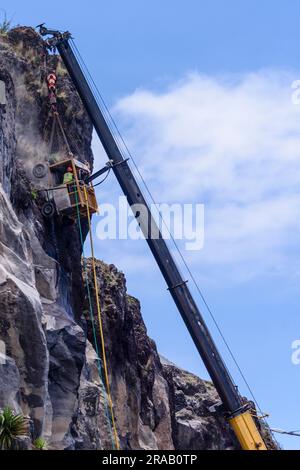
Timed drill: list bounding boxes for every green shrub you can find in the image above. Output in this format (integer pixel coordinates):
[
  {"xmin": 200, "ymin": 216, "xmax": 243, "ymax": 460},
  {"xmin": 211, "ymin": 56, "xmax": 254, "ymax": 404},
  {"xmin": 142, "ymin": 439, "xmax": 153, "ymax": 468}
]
[
  {"xmin": 0, "ymin": 13, "xmax": 11, "ymax": 35},
  {"xmin": 33, "ymin": 437, "xmax": 47, "ymax": 450},
  {"xmin": 31, "ymin": 189, "xmax": 38, "ymax": 200},
  {"xmin": 0, "ymin": 407, "xmax": 29, "ymax": 450}
]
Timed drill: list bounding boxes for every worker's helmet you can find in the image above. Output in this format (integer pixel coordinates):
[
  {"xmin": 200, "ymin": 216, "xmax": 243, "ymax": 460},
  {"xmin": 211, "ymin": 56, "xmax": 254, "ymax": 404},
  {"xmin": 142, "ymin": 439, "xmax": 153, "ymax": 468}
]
[{"xmin": 67, "ymin": 166, "xmax": 73, "ymax": 172}]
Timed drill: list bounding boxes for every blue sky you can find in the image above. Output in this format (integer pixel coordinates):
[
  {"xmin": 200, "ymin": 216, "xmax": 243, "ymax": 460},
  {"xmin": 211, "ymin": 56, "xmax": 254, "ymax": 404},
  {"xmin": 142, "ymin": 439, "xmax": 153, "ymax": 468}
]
[{"xmin": 2, "ymin": 0, "xmax": 300, "ymax": 450}]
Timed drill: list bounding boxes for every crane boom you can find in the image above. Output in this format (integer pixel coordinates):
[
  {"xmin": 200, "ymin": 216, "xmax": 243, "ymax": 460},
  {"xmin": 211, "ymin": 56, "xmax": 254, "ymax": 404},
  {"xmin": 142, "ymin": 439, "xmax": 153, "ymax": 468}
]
[{"xmin": 38, "ymin": 26, "xmax": 267, "ymax": 450}]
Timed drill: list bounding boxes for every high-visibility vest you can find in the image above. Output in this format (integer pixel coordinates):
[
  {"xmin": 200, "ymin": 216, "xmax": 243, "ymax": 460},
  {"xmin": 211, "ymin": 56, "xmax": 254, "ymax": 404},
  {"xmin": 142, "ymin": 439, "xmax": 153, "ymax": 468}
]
[{"xmin": 63, "ymin": 172, "xmax": 74, "ymax": 184}]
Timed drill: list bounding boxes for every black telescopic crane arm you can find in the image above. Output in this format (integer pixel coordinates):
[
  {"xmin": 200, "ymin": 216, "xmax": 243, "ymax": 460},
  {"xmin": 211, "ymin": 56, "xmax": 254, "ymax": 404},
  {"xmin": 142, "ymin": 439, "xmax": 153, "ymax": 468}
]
[{"xmin": 46, "ymin": 32, "xmax": 243, "ymax": 415}]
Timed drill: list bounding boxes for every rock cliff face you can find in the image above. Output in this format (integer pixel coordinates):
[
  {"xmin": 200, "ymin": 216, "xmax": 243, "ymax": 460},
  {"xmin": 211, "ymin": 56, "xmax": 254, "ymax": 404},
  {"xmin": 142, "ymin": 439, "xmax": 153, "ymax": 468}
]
[
  {"xmin": 80, "ymin": 259, "xmax": 238, "ymax": 450},
  {"xmin": 0, "ymin": 26, "xmax": 269, "ymax": 450},
  {"xmin": 0, "ymin": 26, "xmax": 94, "ymax": 449}
]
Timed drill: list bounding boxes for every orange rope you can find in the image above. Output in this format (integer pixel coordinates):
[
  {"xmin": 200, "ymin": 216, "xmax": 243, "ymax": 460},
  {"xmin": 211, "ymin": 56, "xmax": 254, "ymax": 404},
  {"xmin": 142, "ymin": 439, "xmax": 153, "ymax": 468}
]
[{"xmin": 83, "ymin": 186, "xmax": 120, "ymax": 450}]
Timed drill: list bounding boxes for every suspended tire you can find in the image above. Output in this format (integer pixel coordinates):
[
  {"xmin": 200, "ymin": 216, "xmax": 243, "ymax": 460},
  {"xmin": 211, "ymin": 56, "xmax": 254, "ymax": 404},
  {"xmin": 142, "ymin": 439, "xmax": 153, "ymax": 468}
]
[
  {"xmin": 41, "ymin": 201, "xmax": 55, "ymax": 218},
  {"xmin": 33, "ymin": 163, "xmax": 47, "ymax": 179}
]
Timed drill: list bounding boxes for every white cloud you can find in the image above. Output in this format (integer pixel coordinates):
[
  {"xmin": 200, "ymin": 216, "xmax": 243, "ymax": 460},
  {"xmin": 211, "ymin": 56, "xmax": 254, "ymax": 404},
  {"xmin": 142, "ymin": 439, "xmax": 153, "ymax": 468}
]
[{"xmin": 92, "ymin": 70, "xmax": 300, "ymax": 282}]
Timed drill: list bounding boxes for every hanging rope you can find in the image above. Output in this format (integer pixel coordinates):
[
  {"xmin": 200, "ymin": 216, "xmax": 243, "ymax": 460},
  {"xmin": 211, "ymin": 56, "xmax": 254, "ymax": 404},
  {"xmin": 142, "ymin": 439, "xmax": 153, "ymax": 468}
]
[
  {"xmin": 73, "ymin": 184, "xmax": 119, "ymax": 450},
  {"xmin": 55, "ymin": 112, "xmax": 73, "ymax": 155},
  {"xmin": 44, "ymin": 68, "xmax": 78, "ymax": 158},
  {"xmin": 47, "ymin": 112, "xmax": 73, "ymax": 156},
  {"xmin": 41, "ymin": 58, "xmax": 120, "ymax": 448},
  {"xmin": 83, "ymin": 185, "xmax": 120, "ymax": 450}
]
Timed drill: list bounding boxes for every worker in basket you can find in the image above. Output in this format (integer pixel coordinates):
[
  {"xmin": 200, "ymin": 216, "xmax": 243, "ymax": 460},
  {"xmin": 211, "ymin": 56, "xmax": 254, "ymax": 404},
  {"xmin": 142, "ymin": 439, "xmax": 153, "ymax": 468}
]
[
  {"xmin": 63, "ymin": 165, "xmax": 78, "ymax": 206},
  {"xmin": 63, "ymin": 166, "xmax": 74, "ymax": 185}
]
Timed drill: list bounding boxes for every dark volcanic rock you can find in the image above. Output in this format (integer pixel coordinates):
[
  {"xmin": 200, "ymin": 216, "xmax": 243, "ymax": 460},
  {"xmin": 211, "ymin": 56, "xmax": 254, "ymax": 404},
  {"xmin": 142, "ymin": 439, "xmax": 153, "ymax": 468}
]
[
  {"xmin": 162, "ymin": 360, "xmax": 238, "ymax": 450},
  {"xmin": 0, "ymin": 26, "xmax": 94, "ymax": 448},
  {"xmin": 81, "ymin": 259, "xmax": 240, "ymax": 450},
  {"xmin": 82, "ymin": 259, "xmax": 174, "ymax": 450}
]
